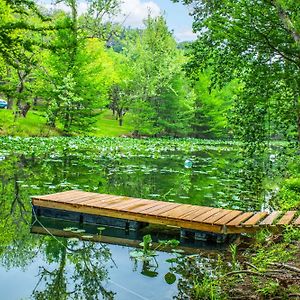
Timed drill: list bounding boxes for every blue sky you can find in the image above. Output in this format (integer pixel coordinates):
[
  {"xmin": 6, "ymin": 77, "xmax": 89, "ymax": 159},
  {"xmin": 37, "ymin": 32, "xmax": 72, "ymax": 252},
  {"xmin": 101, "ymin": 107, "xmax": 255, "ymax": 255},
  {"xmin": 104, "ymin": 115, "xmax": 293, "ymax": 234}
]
[
  {"xmin": 38, "ymin": 0, "xmax": 196, "ymax": 41},
  {"xmin": 152, "ymin": 0, "xmax": 196, "ymax": 41},
  {"xmin": 116, "ymin": 0, "xmax": 196, "ymax": 41}
]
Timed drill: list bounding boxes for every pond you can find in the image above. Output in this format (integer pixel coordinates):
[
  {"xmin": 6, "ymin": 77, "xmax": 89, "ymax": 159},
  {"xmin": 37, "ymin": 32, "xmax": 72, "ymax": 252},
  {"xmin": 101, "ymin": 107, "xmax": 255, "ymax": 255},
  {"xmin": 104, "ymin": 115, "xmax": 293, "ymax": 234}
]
[{"xmin": 0, "ymin": 137, "xmax": 278, "ymax": 299}]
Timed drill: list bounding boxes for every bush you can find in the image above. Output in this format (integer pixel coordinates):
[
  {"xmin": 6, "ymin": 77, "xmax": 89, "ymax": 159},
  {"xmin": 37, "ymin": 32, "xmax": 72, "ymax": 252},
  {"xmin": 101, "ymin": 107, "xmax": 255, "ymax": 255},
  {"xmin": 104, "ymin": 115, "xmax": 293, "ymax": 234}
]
[{"xmin": 274, "ymin": 177, "xmax": 300, "ymax": 210}]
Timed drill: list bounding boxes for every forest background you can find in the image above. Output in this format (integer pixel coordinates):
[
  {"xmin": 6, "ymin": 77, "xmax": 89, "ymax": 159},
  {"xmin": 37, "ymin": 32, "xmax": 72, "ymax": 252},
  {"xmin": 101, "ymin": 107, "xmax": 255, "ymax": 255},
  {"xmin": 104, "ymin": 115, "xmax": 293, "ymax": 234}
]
[{"xmin": 0, "ymin": 0, "xmax": 245, "ymax": 140}]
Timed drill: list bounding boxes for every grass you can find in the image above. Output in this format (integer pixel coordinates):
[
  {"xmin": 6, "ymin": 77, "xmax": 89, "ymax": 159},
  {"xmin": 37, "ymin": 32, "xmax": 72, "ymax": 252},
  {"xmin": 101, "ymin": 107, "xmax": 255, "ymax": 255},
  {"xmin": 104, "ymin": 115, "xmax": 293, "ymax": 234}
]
[
  {"xmin": 0, "ymin": 108, "xmax": 133, "ymax": 137},
  {"xmin": 0, "ymin": 109, "xmax": 60, "ymax": 137},
  {"xmin": 92, "ymin": 110, "xmax": 133, "ymax": 137}
]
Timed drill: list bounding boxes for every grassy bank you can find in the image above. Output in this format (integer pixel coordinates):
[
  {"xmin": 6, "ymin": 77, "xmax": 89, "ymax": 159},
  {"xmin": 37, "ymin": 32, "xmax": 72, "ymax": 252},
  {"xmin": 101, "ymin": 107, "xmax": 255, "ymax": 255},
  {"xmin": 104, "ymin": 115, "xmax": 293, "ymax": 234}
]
[{"xmin": 0, "ymin": 109, "xmax": 133, "ymax": 137}]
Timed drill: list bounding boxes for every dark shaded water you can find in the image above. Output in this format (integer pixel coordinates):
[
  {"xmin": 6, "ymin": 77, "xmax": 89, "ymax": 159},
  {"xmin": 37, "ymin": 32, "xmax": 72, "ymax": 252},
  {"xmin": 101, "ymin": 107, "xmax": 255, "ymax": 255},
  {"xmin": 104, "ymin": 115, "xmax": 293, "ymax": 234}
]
[{"xmin": 0, "ymin": 138, "xmax": 272, "ymax": 299}]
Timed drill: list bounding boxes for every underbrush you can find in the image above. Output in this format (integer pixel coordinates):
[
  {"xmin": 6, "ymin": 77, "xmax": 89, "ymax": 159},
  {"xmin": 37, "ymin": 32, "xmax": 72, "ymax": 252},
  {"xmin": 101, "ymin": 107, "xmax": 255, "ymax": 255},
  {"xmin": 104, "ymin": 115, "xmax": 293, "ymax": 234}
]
[{"xmin": 176, "ymin": 227, "xmax": 300, "ymax": 299}]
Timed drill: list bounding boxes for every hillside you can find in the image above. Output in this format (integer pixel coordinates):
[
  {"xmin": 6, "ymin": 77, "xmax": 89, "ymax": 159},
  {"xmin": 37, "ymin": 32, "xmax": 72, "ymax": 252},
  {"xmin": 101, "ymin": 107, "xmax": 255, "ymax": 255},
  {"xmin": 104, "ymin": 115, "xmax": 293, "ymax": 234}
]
[{"xmin": 0, "ymin": 109, "xmax": 133, "ymax": 137}]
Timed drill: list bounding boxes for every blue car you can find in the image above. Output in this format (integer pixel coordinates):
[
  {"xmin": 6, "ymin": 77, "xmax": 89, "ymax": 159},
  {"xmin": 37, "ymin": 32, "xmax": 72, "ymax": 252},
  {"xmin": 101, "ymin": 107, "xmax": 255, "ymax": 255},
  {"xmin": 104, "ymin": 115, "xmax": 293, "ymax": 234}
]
[{"xmin": 0, "ymin": 99, "xmax": 7, "ymax": 109}]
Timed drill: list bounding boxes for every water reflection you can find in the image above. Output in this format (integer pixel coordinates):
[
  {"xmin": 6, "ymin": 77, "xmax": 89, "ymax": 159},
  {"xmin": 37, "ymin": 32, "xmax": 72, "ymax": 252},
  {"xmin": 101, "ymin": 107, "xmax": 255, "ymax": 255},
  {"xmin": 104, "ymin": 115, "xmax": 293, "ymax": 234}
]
[
  {"xmin": 32, "ymin": 237, "xmax": 114, "ymax": 300},
  {"xmin": 0, "ymin": 144, "xmax": 276, "ymax": 299},
  {"xmin": 0, "ymin": 149, "xmax": 270, "ymax": 210}
]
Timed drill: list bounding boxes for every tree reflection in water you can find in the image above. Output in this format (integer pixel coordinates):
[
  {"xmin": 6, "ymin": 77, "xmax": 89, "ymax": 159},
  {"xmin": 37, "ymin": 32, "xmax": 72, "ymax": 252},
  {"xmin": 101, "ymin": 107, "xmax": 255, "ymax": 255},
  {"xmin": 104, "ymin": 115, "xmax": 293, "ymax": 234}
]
[{"xmin": 32, "ymin": 237, "xmax": 115, "ymax": 300}]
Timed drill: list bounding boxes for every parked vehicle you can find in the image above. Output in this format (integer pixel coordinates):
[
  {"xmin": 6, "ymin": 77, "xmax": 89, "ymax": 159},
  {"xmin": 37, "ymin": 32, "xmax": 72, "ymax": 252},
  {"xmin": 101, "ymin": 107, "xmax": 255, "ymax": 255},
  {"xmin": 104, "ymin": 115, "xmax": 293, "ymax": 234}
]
[{"xmin": 0, "ymin": 99, "xmax": 8, "ymax": 109}]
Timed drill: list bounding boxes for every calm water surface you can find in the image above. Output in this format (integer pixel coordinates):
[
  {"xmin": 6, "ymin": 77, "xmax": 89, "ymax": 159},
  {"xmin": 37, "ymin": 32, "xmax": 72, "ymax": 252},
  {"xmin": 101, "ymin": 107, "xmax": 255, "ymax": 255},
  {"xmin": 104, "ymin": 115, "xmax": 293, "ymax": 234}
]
[{"xmin": 0, "ymin": 138, "xmax": 272, "ymax": 299}]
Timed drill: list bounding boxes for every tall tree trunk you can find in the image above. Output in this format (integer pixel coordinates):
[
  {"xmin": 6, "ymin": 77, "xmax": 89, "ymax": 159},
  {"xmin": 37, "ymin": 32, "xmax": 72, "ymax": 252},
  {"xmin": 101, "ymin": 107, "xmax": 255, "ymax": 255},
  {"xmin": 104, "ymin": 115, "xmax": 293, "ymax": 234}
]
[
  {"xmin": 21, "ymin": 102, "xmax": 31, "ymax": 117},
  {"xmin": 117, "ymin": 109, "xmax": 124, "ymax": 126}
]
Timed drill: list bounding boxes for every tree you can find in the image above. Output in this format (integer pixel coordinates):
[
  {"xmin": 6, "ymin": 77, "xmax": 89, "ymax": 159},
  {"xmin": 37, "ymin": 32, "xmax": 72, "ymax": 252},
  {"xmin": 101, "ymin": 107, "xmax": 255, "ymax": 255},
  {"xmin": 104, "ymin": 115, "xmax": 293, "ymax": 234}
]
[
  {"xmin": 192, "ymin": 70, "xmax": 241, "ymax": 138},
  {"xmin": 177, "ymin": 0, "xmax": 300, "ymax": 151},
  {"xmin": 35, "ymin": 1, "xmax": 119, "ymax": 133},
  {"xmin": 127, "ymin": 15, "xmax": 193, "ymax": 136},
  {"xmin": 107, "ymin": 50, "xmax": 135, "ymax": 126},
  {"xmin": 0, "ymin": 0, "xmax": 49, "ymax": 65},
  {"xmin": 36, "ymin": 35, "xmax": 114, "ymax": 133},
  {"xmin": 0, "ymin": 0, "xmax": 52, "ymax": 113}
]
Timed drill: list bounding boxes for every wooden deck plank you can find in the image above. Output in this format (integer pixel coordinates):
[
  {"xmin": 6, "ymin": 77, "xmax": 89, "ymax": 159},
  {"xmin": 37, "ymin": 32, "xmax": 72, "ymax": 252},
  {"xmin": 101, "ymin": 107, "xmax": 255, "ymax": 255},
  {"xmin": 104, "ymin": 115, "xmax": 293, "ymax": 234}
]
[
  {"xmin": 179, "ymin": 207, "xmax": 213, "ymax": 220},
  {"xmin": 226, "ymin": 212, "xmax": 254, "ymax": 226},
  {"xmin": 107, "ymin": 199, "xmax": 150, "ymax": 211},
  {"xmin": 32, "ymin": 198, "xmax": 225, "ymax": 233},
  {"xmin": 260, "ymin": 211, "xmax": 282, "ymax": 225},
  {"xmin": 140, "ymin": 202, "xmax": 176, "ymax": 214},
  {"xmin": 146, "ymin": 203, "xmax": 182, "ymax": 216},
  {"xmin": 70, "ymin": 194, "xmax": 116, "ymax": 205},
  {"xmin": 125, "ymin": 202, "xmax": 154, "ymax": 212},
  {"xmin": 66, "ymin": 193, "xmax": 109, "ymax": 202},
  {"xmin": 91, "ymin": 197, "xmax": 132, "ymax": 208},
  {"xmin": 192, "ymin": 208, "xmax": 222, "ymax": 222},
  {"xmin": 129, "ymin": 201, "xmax": 160, "ymax": 213},
  {"xmin": 31, "ymin": 190, "xmax": 300, "ymax": 235},
  {"xmin": 243, "ymin": 212, "xmax": 268, "ymax": 226},
  {"xmin": 36, "ymin": 190, "xmax": 85, "ymax": 202},
  {"xmin": 99, "ymin": 198, "xmax": 143, "ymax": 210},
  {"xmin": 160, "ymin": 204, "xmax": 194, "ymax": 218},
  {"xmin": 36, "ymin": 190, "xmax": 79, "ymax": 198},
  {"xmin": 79, "ymin": 195, "xmax": 121, "ymax": 206},
  {"xmin": 203, "ymin": 210, "xmax": 233, "ymax": 224},
  {"xmin": 276, "ymin": 211, "xmax": 297, "ymax": 225},
  {"xmin": 214, "ymin": 210, "xmax": 243, "ymax": 225},
  {"xmin": 293, "ymin": 215, "xmax": 300, "ymax": 225}
]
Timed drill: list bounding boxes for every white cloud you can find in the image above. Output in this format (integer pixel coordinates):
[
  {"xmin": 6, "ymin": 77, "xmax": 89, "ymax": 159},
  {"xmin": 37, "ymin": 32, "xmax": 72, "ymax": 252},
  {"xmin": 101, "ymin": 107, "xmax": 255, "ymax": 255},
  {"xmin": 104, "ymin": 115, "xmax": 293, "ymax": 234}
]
[
  {"xmin": 117, "ymin": 0, "xmax": 161, "ymax": 28},
  {"xmin": 37, "ymin": 1, "xmax": 89, "ymax": 15},
  {"xmin": 37, "ymin": 1, "xmax": 195, "ymax": 41},
  {"xmin": 175, "ymin": 29, "xmax": 197, "ymax": 42},
  {"xmin": 37, "ymin": 1, "xmax": 72, "ymax": 14},
  {"xmin": 38, "ymin": 0, "xmax": 161, "ymax": 28}
]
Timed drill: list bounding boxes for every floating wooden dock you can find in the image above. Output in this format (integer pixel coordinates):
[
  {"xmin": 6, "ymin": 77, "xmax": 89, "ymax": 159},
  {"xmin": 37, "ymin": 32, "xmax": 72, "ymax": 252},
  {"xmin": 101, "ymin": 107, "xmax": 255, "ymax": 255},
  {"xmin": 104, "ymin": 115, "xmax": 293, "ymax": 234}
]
[{"xmin": 31, "ymin": 190, "xmax": 300, "ymax": 235}]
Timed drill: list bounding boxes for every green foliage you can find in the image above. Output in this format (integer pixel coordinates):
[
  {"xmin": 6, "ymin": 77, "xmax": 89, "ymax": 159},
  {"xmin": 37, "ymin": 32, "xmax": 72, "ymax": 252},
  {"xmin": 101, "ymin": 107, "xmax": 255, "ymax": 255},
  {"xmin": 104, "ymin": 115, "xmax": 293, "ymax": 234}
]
[
  {"xmin": 192, "ymin": 275, "xmax": 223, "ymax": 300},
  {"xmin": 164, "ymin": 272, "xmax": 176, "ymax": 284},
  {"xmin": 254, "ymin": 229, "xmax": 272, "ymax": 246},
  {"xmin": 126, "ymin": 15, "xmax": 193, "ymax": 136},
  {"xmin": 192, "ymin": 70, "xmax": 241, "ymax": 138},
  {"xmin": 35, "ymin": 7, "xmax": 112, "ymax": 133},
  {"xmin": 0, "ymin": 0, "xmax": 50, "ymax": 66},
  {"xmin": 283, "ymin": 226, "xmax": 300, "ymax": 243},
  {"xmin": 174, "ymin": 255, "xmax": 227, "ymax": 300},
  {"xmin": 140, "ymin": 234, "xmax": 153, "ymax": 255},
  {"xmin": 256, "ymin": 280, "xmax": 280, "ymax": 298},
  {"xmin": 0, "ymin": 0, "xmax": 54, "ymax": 112},
  {"xmin": 229, "ymin": 244, "xmax": 238, "ymax": 271},
  {"xmin": 282, "ymin": 178, "xmax": 300, "ymax": 193},
  {"xmin": 274, "ymin": 177, "xmax": 300, "ymax": 210},
  {"xmin": 251, "ymin": 243, "xmax": 294, "ymax": 271},
  {"xmin": 130, "ymin": 234, "xmax": 180, "ymax": 262},
  {"xmin": 180, "ymin": 0, "xmax": 300, "ymax": 152}
]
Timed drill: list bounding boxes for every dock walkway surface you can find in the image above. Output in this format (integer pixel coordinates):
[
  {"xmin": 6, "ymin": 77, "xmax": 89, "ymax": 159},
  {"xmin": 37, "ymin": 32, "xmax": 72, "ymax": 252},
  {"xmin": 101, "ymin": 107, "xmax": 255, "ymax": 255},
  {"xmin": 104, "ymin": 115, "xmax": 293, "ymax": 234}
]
[{"xmin": 31, "ymin": 190, "xmax": 300, "ymax": 234}]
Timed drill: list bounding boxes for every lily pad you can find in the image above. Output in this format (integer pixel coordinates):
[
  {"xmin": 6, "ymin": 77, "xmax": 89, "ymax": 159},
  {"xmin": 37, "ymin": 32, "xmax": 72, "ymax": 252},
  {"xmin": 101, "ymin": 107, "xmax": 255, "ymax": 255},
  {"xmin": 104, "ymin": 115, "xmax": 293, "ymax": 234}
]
[
  {"xmin": 63, "ymin": 227, "xmax": 78, "ymax": 232},
  {"xmin": 81, "ymin": 235, "xmax": 94, "ymax": 239},
  {"xmin": 164, "ymin": 272, "xmax": 176, "ymax": 284}
]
